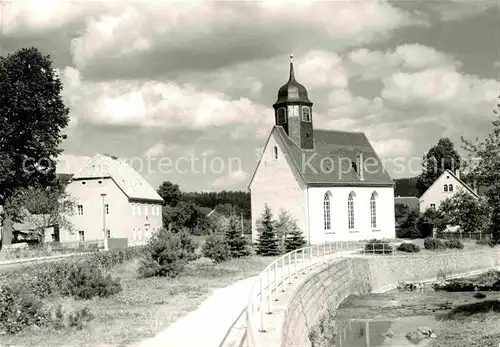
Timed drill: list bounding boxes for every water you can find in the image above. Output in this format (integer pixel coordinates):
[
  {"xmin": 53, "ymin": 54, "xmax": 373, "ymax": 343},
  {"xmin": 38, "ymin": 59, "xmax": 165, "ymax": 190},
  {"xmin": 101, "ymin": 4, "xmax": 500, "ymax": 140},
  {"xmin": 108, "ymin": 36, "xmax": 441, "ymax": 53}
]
[
  {"xmin": 334, "ymin": 288, "xmax": 500, "ymax": 347},
  {"xmin": 335, "ymin": 316, "xmax": 438, "ymax": 347}
]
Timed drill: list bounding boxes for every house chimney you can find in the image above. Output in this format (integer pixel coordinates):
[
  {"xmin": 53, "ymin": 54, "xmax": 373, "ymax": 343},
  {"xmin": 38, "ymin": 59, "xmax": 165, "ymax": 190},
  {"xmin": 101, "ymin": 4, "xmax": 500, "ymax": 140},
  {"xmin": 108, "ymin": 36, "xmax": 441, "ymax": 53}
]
[{"xmin": 455, "ymin": 169, "xmax": 460, "ymax": 179}]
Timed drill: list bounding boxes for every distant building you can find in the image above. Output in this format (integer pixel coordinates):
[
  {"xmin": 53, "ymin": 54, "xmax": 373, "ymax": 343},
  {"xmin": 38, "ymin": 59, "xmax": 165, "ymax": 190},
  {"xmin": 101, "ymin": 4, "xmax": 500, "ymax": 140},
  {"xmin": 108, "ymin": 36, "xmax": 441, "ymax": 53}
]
[
  {"xmin": 61, "ymin": 154, "xmax": 164, "ymax": 245},
  {"xmin": 249, "ymin": 56, "xmax": 396, "ymax": 244},
  {"xmin": 394, "ymin": 196, "xmax": 420, "ymax": 214},
  {"xmin": 419, "ymin": 169, "xmax": 478, "ymax": 212}
]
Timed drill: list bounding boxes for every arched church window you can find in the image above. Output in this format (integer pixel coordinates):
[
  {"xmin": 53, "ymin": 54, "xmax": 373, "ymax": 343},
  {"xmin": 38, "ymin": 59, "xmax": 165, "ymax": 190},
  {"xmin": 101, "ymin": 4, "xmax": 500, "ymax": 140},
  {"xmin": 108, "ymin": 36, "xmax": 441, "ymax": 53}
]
[
  {"xmin": 370, "ymin": 192, "xmax": 377, "ymax": 229},
  {"xmin": 444, "ymin": 185, "xmax": 448, "ymax": 192},
  {"xmin": 273, "ymin": 146, "xmax": 278, "ymax": 160},
  {"xmin": 348, "ymin": 192, "xmax": 355, "ymax": 230},
  {"xmin": 324, "ymin": 192, "xmax": 332, "ymax": 230},
  {"xmin": 277, "ymin": 108, "xmax": 287, "ymax": 124},
  {"xmin": 302, "ymin": 106, "xmax": 311, "ymax": 122},
  {"xmin": 449, "ymin": 184, "xmax": 453, "ymax": 192}
]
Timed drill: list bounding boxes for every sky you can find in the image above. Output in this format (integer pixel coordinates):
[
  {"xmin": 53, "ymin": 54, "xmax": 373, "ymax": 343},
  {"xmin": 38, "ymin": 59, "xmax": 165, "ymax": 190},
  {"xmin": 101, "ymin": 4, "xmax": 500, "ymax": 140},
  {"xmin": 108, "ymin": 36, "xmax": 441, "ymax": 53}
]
[{"xmin": 1, "ymin": 0, "xmax": 499, "ymax": 192}]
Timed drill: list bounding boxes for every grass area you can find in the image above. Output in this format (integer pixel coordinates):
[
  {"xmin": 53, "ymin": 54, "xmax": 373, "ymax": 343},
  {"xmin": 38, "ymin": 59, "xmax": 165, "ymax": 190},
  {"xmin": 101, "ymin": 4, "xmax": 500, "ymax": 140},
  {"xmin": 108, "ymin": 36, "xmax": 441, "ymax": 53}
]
[
  {"xmin": 0, "ymin": 255, "xmax": 277, "ymax": 347},
  {"xmin": 430, "ymin": 302, "xmax": 500, "ymax": 347}
]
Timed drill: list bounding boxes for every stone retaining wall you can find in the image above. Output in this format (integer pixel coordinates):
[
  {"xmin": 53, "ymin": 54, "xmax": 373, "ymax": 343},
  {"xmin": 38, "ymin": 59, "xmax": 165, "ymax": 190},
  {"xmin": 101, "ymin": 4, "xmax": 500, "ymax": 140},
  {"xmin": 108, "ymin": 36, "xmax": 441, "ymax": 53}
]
[{"xmin": 280, "ymin": 249, "xmax": 499, "ymax": 347}]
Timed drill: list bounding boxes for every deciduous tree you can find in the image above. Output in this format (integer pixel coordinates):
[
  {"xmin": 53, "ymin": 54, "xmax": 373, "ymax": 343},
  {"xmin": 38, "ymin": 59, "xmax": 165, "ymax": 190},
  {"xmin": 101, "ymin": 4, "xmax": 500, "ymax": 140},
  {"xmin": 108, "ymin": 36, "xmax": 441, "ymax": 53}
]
[
  {"xmin": 416, "ymin": 138, "xmax": 461, "ymax": 196},
  {"xmin": 157, "ymin": 181, "xmax": 182, "ymax": 207},
  {"xmin": 462, "ymin": 95, "xmax": 500, "ymax": 242},
  {"xmin": 0, "ymin": 48, "xmax": 70, "ymax": 247}
]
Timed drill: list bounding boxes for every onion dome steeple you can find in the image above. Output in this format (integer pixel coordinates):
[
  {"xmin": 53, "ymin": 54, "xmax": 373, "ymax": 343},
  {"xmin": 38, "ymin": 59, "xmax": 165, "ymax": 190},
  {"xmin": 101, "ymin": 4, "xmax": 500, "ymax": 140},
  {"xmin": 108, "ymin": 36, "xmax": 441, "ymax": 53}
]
[
  {"xmin": 272, "ymin": 54, "xmax": 314, "ymax": 150},
  {"xmin": 274, "ymin": 54, "xmax": 312, "ymax": 106}
]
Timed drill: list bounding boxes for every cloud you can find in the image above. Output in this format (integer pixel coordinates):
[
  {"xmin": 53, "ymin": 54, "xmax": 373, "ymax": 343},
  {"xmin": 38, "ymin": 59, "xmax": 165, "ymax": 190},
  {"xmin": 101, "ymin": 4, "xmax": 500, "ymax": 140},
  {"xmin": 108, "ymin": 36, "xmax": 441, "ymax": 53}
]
[
  {"xmin": 381, "ymin": 66, "xmax": 499, "ymax": 113},
  {"xmin": 212, "ymin": 170, "xmax": 249, "ymax": 188},
  {"xmin": 54, "ymin": 1, "xmax": 422, "ymax": 79},
  {"xmin": 296, "ymin": 51, "xmax": 347, "ymax": 89},
  {"xmin": 60, "ymin": 66, "xmax": 273, "ymax": 133},
  {"xmin": 144, "ymin": 142, "xmax": 180, "ymax": 158},
  {"xmin": 56, "ymin": 153, "xmax": 91, "ymax": 174},
  {"xmin": 347, "ymin": 44, "xmax": 460, "ymax": 80}
]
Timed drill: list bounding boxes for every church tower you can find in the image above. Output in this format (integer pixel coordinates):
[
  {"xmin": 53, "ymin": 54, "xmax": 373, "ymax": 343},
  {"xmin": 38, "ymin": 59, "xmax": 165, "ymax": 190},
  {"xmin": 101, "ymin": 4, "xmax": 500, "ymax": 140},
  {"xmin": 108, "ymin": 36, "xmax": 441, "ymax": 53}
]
[{"xmin": 273, "ymin": 54, "xmax": 314, "ymax": 150}]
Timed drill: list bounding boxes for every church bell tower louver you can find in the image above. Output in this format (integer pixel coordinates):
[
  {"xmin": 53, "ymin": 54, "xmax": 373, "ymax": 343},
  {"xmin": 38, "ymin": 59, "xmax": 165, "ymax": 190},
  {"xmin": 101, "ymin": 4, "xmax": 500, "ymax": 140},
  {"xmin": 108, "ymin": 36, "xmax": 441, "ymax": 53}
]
[{"xmin": 272, "ymin": 54, "xmax": 314, "ymax": 150}]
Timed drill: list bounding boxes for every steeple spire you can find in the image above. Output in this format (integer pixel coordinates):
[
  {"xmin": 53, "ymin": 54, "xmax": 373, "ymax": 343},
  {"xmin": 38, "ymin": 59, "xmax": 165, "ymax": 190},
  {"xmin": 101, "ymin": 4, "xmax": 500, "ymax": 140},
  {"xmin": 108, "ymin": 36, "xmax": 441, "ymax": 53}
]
[{"xmin": 289, "ymin": 53, "xmax": 295, "ymax": 81}]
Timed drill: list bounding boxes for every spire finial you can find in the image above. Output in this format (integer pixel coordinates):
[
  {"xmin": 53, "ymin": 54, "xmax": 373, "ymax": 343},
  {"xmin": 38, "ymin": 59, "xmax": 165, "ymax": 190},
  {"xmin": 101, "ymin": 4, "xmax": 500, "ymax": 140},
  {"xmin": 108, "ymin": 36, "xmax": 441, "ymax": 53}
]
[
  {"xmin": 289, "ymin": 53, "xmax": 293, "ymax": 63},
  {"xmin": 289, "ymin": 53, "xmax": 295, "ymax": 81}
]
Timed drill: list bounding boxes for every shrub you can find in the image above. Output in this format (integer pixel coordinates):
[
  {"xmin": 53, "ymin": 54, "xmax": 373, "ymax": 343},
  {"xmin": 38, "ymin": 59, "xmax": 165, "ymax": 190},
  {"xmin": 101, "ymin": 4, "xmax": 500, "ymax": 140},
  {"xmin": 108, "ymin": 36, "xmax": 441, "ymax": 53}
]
[
  {"xmin": 364, "ymin": 239, "xmax": 393, "ymax": 254},
  {"xmin": 397, "ymin": 242, "xmax": 420, "ymax": 253},
  {"xmin": 477, "ymin": 239, "xmax": 495, "ymax": 247},
  {"xmin": 63, "ymin": 264, "xmax": 122, "ymax": 299},
  {"xmin": 424, "ymin": 237, "xmax": 445, "ymax": 250},
  {"xmin": 50, "ymin": 305, "xmax": 94, "ymax": 330},
  {"xmin": 138, "ymin": 228, "xmax": 193, "ymax": 278},
  {"xmin": 178, "ymin": 228, "xmax": 199, "ymax": 261},
  {"xmin": 202, "ymin": 233, "xmax": 231, "ymax": 263},
  {"xmin": 444, "ymin": 239, "xmax": 464, "ymax": 249},
  {"xmin": 0, "ymin": 285, "xmax": 48, "ymax": 334}
]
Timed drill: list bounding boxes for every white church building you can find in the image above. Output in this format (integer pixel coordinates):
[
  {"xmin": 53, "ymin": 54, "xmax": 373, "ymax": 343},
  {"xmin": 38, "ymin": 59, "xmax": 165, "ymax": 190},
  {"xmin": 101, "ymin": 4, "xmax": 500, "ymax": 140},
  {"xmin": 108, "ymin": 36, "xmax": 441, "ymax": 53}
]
[{"xmin": 249, "ymin": 56, "xmax": 396, "ymax": 244}]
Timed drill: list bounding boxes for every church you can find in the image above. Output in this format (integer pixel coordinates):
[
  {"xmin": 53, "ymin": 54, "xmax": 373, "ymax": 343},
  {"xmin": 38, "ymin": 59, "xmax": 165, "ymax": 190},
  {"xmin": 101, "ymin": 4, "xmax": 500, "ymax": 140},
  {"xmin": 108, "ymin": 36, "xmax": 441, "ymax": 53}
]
[{"xmin": 249, "ymin": 56, "xmax": 396, "ymax": 244}]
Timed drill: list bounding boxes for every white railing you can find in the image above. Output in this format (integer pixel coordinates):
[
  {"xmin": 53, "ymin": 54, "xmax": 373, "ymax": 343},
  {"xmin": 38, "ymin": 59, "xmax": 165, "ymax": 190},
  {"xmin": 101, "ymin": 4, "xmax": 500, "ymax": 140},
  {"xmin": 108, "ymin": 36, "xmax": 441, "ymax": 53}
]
[
  {"xmin": 242, "ymin": 240, "xmax": 500, "ymax": 346},
  {"xmin": 244, "ymin": 241, "xmax": 364, "ymax": 346}
]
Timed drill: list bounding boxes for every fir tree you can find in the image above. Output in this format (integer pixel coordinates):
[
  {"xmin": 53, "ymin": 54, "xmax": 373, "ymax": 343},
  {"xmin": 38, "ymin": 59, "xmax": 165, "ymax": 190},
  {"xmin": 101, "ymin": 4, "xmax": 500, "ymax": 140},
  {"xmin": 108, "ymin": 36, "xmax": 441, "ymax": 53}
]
[
  {"xmin": 255, "ymin": 205, "xmax": 279, "ymax": 256},
  {"xmin": 284, "ymin": 217, "xmax": 307, "ymax": 252},
  {"xmin": 224, "ymin": 215, "xmax": 250, "ymax": 258}
]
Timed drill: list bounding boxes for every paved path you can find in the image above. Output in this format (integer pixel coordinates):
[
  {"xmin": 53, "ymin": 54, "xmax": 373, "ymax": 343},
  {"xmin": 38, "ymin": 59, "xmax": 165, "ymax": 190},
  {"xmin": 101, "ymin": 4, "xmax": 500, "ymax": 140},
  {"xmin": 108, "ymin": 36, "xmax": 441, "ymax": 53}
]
[{"xmin": 138, "ymin": 249, "xmax": 357, "ymax": 347}]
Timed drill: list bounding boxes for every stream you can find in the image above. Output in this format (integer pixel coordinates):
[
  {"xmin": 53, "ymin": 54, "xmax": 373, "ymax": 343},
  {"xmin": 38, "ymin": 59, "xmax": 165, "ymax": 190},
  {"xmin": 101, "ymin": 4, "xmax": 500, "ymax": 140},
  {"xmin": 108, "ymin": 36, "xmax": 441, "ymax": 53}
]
[{"xmin": 334, "ymin": 283, "xmax": 500, "ymax": 347}]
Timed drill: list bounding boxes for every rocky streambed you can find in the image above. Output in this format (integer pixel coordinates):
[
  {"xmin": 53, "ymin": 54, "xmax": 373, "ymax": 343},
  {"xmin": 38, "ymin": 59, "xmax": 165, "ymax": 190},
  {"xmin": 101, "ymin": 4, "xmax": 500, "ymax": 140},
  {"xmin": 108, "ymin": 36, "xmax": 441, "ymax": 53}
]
[{"xmin": 331, "ymin": 271, "xmax": 500, "ymax": 347}]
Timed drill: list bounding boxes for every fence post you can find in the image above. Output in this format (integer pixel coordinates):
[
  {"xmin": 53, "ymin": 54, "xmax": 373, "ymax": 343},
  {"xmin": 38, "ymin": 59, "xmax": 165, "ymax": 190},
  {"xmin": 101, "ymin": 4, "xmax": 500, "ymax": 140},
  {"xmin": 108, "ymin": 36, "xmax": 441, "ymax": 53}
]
[
  {"xmin": 267, "ymin": 267, "xmax": 272, "ymax": 313},
  {"xmin": 274, "ymin": 262, "xmax": 278, "ymax": 301},
  {"xmin": 259, "ymin": 275, "xmax": 264, "ymax": 332},
  {"xmin": 288, "ymin": 253, "xmax": 292, "ymax": 284},
  {"xmin": 281, "ymin": 256, "xmax": 285, "ymax": 292},
  {"xmin": 302, "ymin": 249, "xmax": 305, "ymax": 273},
  {"xmin": 294, "ymin": 252, "xmax": 298, "ymax": 278}
]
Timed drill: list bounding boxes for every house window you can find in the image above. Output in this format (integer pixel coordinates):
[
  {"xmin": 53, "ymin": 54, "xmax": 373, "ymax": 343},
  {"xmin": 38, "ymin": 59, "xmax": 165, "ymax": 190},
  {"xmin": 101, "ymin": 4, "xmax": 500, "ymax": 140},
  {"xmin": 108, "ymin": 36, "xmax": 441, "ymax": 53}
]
[
  {"xmin": 277, "ymin": 107, "xmax": 287, "ymax": 124},
  {"xmin": 301, "ymin": 106, "xmax": 311, "ymax": 122},
  {"xmin": 348, "ymin": 192, "xmax": 355, "ymax": 230},
  {"xmin": 78, "ymin": 230, "xmax": 85, "ymax": 242},
  {"xmin": 273, "ymin": 146, "xmax": 278, "ymax": 160},
  {"xmin": 323, "ymin": 192, "xmax": 332, "ymax": 230},
  {"xmin": 370, "ymin": 192, "xmax": 377, "ymax": 229},
  {"xmin": 430, "ymin": 203, "xmax": 436, "ymax": 210},
  {"xmin": 106, "ymin": 229, "xmax": 110, "ymax": 238},
  {"xmin": 77, "ymin": 205, "xmax": 84, "ymax": 215},
  {"xmin": 444, "ymin": 185, "xmax": 448, "ymax": 192},
  {"xmin": 449, "ymin": 184, "xmax": 453, "ymax": 192},
  {"xmin": 105, "ymin": 204, "xmax": 109, "ymax": 214}
]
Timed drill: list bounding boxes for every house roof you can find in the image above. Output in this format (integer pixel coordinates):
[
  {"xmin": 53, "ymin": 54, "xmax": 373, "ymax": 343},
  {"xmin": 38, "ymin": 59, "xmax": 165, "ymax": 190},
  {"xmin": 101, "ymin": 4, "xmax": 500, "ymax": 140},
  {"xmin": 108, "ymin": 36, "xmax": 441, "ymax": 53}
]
[
  {"xmin": 72, "ymin": 154, "xmax": 164, "ymax": 203},
  {"xmin": 270, "ymin": 126, "xmax": 394, "ymax": 187},
  {"xmin": 419, "ymin": 169, "xmax": 479, "ymax": 200},
  {"xmin": 394, "ymin": 196, "xmax": 420, "ymax": 211}
]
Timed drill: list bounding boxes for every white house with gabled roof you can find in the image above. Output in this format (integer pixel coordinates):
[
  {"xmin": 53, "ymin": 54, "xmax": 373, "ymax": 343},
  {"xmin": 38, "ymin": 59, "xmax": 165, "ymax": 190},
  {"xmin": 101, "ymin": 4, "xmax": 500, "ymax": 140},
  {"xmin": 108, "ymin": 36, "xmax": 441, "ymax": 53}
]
[
  {"xmin": 419, "ymin": 169, "xmax": 479, "ymax": 212},
  {"xmin": 249, "ymin": 56, "xmax": 396, "ymax": 244},
  {"xmin": 61, "ymin": 154, "xmax": 164, "ymax": 244}
]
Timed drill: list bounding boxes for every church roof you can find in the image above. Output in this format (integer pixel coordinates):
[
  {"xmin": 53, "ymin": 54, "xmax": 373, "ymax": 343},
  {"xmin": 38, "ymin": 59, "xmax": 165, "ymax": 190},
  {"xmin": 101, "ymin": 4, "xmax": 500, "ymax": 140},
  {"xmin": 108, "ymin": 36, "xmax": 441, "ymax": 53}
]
[
  {"xmin": 272, "ymin": 126, "xmax": 394, "ymax": 187},
  {"xmin": 72, "ymin": 154, "xmax": 164, "ymax": 203}
]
